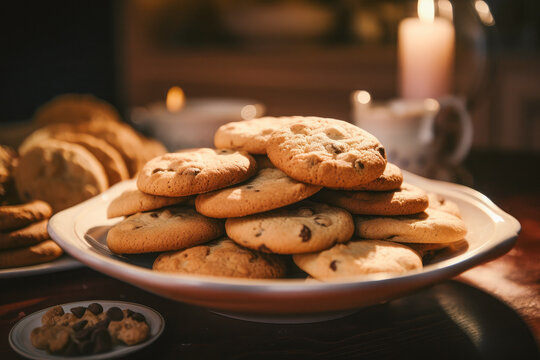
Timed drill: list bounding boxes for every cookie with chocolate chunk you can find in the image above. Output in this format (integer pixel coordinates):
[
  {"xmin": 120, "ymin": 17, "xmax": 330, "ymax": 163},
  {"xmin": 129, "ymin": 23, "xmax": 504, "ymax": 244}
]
[
  {"xmin": 195, "ymin": 168, "xmax": 321, "ymax": 218},
  {"xmin": 266, "ymin": 117, "xmax": 387, "ymax": 188},
  {"xmin": 137, "ymin": 148, "xmax": 257, "ymax": 197},
  {"xmin": 316, "ymin": 183, "xmax": 429, "ymax": 216},
  {"xmin": 329, "ymin": 162, "xmax": 403, "ymax": 192},
  {"xmin": 225, "ymin": 201, "xmax": 354, "ymax": 254},
  {"xmin": 106, "ymin": 205, "xmax": 224, "ymax": 254},
  {"xmin": 293, "ymin": 239, "xmax": 422, "ymax": 280},
  {"xmin": 153, "ymin": 237, "xmax": 286, "ymax": 279}
]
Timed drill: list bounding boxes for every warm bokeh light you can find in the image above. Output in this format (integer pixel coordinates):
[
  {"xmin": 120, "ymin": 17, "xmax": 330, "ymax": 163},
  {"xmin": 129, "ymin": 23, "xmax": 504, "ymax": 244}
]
[
  {"xmin": 418, "ymin": 0, "xmax": 435, "ymax": 23},
  {"xmin": 166, "ymin": 86, "xmax": 185, "ymax": 112},
  {"xmin": 438, "ymin": 0, "xmax": 453, "ymax": 21},
  {"xmin": 240, "ymin": 104, "xmax": 258, "ymax": 120},
  {"xmin": 474, "ymin": 0, "xmax": 495, "ymax": 26},
  {"xmin": 355, "ymin": 90, "xmax": 371, "ymax": 105},
  {"xmin": 424, "ymin": 98, "xmax": 440, "ymax": 112}
]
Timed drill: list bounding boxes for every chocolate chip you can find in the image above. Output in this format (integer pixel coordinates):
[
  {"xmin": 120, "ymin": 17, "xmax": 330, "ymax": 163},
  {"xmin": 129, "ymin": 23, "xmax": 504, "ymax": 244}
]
[
  {"xmin": 131, "ymin": 312, "xmax": 146, "ymax": 322},
  {"xmin": 63, "ymin": 341, "xmax": 80, "ymax": 356},
  {"xmin": 133, "ymin": 225, "xmax": 143, "ymax": 230},
  {"xmin": 330, "ymin": 260, "xmax": 339, "ymax": 271},
  {"xmin": 246, "ymin": 185, "xmax": 254, "ymax": 189},
  {"xmin": 328, "ymin": 143, "xmax": 344, "ymax": 154},
  {"xmin": 378, "ymin": 147, "xmax": 386, "ymax": 159},
  {"xmin": 70, "ymin": 306, "xmax": 86, "ymax": 318},
  {"xmin": 299, "ymin": 225, "xmax": 311, "ymax": 242},
  {"xmin": 126, "ymin": 309, "xmax": 135, "ymax": 317},
  {"xmin": 258, "ymin": 244, "xmax": 271, "ymax": 253},
  {"xmin": 87, "ymin": 303, "xmax": 103, "ymax": 315},
  {"xmin": 93, "ymin": 329, "xmax": 112, "ymax": 354},
  {"xmin": 78, "ymin": 340, "xmax": 94, "ymax": 355},
  {"xmin": 150, "ymin": 212, "xmax": 159, "ymax": 218},
  {"xmin": 313, "ymin": 215, "xmax": 332, "ymax": 227},
  {"xmin": 439, "ymin": 198, "xmax": 445, "ymax": 205},
  {"xmin": 255, "ymin": 228, "xmax": 264, "ymax": 237},
  {"xmin": 74, "ymin": 327, "xmax": 92, "ymax": 341},
  {"xmin": 254, "ymin": 189, "xmax": 260, "ymax": 192},
  {"xmin": 106, "ymin": 307, "xmax": 124, "ymax": 321},
  {"xmin": 354, "ymin": 159, "xmax": 365, "ymax": 170},
  {"xmin": 72, "ymin": 319, "xmax": 88, "ymax": 331}
]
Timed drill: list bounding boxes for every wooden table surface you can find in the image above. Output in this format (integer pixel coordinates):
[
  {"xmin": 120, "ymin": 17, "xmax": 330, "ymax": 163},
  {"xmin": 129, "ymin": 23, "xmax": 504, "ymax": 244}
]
[{"xmin": 1, "ymin": 150, "xmax": 539, "ymax": 359}]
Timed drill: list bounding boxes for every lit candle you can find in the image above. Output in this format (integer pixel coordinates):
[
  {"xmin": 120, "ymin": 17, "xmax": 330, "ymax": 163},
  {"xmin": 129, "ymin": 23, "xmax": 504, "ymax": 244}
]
[{"xmin": 398, "ymin": 0, "xmax": 455, "ymax": 99}]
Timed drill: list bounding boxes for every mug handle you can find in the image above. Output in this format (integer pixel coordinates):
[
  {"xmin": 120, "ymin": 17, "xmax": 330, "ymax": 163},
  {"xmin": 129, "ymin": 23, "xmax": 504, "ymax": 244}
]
[{"xmin": 437, "ymin": 95, "xmax": 474, "ymax": 165}]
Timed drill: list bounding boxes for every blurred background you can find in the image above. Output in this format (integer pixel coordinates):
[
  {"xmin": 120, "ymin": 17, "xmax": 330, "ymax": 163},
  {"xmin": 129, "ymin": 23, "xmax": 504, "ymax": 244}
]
[{"xmin": 1, "ymin": 0, "xmax": 539, "ymax": 152}]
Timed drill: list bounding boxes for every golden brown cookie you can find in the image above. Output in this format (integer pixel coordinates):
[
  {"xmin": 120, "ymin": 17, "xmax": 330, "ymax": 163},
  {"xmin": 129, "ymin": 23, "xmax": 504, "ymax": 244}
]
[
  {"xmin": 137, "ymin": 148, "xmax": 257, "ymax": 197},
  {"xmin": 293, "ymin": 239, "xmax": 422, "ymax": 280},
  {"xmin": 0, "ymin": 219, "xmax": 50, "ymax": 250},
  {"xmin": 225, "ymin": 201, "xmax": 354, "ymax": 254},
  {"xmin": 427, "ymin": 193, "xmax": 462, "ymax": 218},
  {"xmin": 153, "ymin": 237, "xmax": 286, "ymax": 279},
  {"xmin": 316, "ymin": 183, "xmax": 429, "ymax": 216},
  {"xmin": 354, "ymin": 208, "xmax": 468, "ymax": 244},
  {"xmin": 266, "ymin": 117, "xmax": 387, "ymax": 188},
  {"xmin": 106, "ymin": 205, "xmax": 224, "ymax": 254},
  {"xmin": 329, "ymin": 162, "xmax": 403, "ymax": 191},
  {"xmin": 0, "ymin": 239, "xmax": 63, "ymax": 268},
  {"xmin": 14, "ymin": 140, "xmax": 108, "ymax": 212},
  {"xmin": 33, "ymin": 93, "xmax": 121, "ymax": 126},
  {"xmin": 52, "ymin": 132, "xmax": 129, "ymax": 186},
  {"xmin": 107, "ymin": 182, "xmax": 191, "ymax": 219},
  {"xmin": 214, "ymin": 116, "xmax": 299, "ymax": 154},
  {"xmin": 0, "ymin": 200, "xmax": 52, "ymax": 231},
  {"xmin": 195, "ymin": 168, "xmax": 322, "ymax": 218}
]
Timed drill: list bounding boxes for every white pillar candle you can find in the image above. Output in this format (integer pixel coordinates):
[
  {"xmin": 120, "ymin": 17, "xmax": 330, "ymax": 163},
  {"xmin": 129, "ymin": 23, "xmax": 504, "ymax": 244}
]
[{"xmin": 398, "ymin": 0, "xmax": 455, "ymax": 99}]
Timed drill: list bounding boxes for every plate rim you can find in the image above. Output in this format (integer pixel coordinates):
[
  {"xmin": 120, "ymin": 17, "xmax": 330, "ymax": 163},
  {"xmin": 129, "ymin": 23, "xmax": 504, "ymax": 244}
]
[
  {"xmin": 8, "ymin": 300, "xmax": 165, "ymax": 360},
  {"xmin": 47, "ymin": 172, "xmax": 521, "ymax": 294},
  {"xmin": 0, "ymin": 255, "xmax": 83, "ymax": 279}
]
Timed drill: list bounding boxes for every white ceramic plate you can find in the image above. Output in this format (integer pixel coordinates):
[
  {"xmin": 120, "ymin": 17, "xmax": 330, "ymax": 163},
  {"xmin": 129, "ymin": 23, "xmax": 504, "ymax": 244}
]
[
  {"xmin": 9, "ymin": 300, "xmax": 165, "ymax": 360},
  {"xmin": 48, "ymin": 173, "xmax": 520, "ymax": 321},
  {"xmin": 0, "ymin": 256, "xmax": 82, "ymax": 279}
]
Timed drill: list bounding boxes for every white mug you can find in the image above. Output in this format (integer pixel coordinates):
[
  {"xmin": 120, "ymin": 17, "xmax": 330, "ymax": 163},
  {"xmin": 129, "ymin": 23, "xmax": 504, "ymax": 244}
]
[{"xmin": 351, "ymin": 92, "xmax": 473, "ymax": 178}]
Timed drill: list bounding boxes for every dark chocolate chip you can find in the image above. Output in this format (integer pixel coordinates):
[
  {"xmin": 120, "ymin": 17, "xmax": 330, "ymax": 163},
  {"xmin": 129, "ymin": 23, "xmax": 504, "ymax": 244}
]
[
  {"xmin": 378, "ymin": 147, "xmax": 386, "ymax": 159},
  {"xmin": 354, "ymin": 160, "xmax": 365, "ymax": 170},
  {"xmin": 131, "ymin": 312, "xmax": 146, "ymax": 322},
  {"xmin": 258, "ymin": 244, "xmax": 271, "ymax": 253},
  {"xmin": 87, "ymin": 303, "xmax": 103, "ymax": 315},
  {"xmin": 150, "ymin": 212, "xmax": 159, "ymax": 218},
  {"xmin": 70, "ymin": 306, "xmax": 86, "ymax": 318},
  {"xmin": 254, "ymin": 189, "xmax": 260, "ymax": 192},
  {"xmin": 93, "ymin": 329, "xmax": 112, "ymax": 354},
  {"xmin": 106, "ymin": 307, "xmax": 124, "ymax": 321},
  {"xmin": 74, "ymin": 327, "xmax": 92, "ymax": 341},
  {"xmin": 299, "ymin": 225, "xmax": 311, "ymax": 242},
  {"xmin": 255, "ymin": 229, "xmax": 263, "ymax": 237},
  {"xmin": 78, "ymin": 340, "xmax": 94, "ymax": 355},
  {"xmin": 329, "ymin": 143, "xmax": 343, "ymax": 154},
  {"xmin": 63, "ymin": 341, "xmax": 80, "ymax": 356},
  {"xmin": 72, "ymin": 319, "xmax": 88, "ymax": 331},
  {"xmin": 330, "ymin": 260, "xmax": 339, "ymax": 271}
]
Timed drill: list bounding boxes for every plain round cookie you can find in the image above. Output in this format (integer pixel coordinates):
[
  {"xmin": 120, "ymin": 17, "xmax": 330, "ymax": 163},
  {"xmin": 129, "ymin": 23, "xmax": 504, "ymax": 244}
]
[
  {"xmin": 137, "ymin": 148, "xmax": 257, "ymax": 197},
  {"xmin": 214, "ymin": 116, "xmax": 298, "ymax": 154},
  {"xmin": 153, "ymin": 237, "xmax": 286, "ymax": 279},
  {"xmin": 316, "ymin": 183, "xmax": 429, "ymax": 216},
  {"xmin": 14, "ymin": 140, "xmax": 108, "ymax": 212},
  {"xmin": 0, "ymin": 219, "xmax": 50, "ymax": 250},
  {"xmin": 0, "ymin": 239, "xmax": 63, "ymax": 269},
  {"xmin": 106, "ymin": 205, "xmax": 224, "ymax": 254},
  {"xmin": 266, "ymin": 117, "xmax": 387, "ymax": 188},
  {"xmin": 293, "ymin": 239, "xmax": 422, "ymax": 280},
  {"xmin": 195, "ymin": 168, "xmax": 321, "ymax": 218},
  {"xmin": 354, "ymin": 208, "xmax": 468, "ymax": 244},
  {"xmin": 427, "ymin": 193, "xmax": 462, "ymax": 218},
  {"xmin": 107, "ymin": 182, "xmax": 191, "ymax": 219},
  {"xmin": 52, "ymin": 132, "xmax": 129, "ymax": 186},
  {"xmin": 33, "ymin": 93, "xmax": 122, "ymax": 126},
  {"xmin": 0, "ymin": 200, "xmax": 52, "ymax": 231},
  {"xmin": 329, "ymin": 163, "xmax": 403, "ymax": 192},
  {"xmin": 225, "ymin": 201, "xmax": 354, "ymax": 254}
]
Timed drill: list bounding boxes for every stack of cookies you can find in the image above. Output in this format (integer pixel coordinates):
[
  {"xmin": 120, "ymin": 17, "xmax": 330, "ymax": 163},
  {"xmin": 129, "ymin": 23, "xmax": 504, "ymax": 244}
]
[
  {"xmin": 12, "ymin": 94, "xmax": 167, "ymax": 213},
  {"xmin": 106, "ymin": 116, "xmax": 467, "ymax": 281}
]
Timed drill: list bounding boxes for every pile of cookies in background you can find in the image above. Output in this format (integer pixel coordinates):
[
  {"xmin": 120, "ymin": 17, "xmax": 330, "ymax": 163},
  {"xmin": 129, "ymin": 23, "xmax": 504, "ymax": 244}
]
[
  {"xmin": 0, "ymin": 94, "xmax": 167, "ymax": 269},
  {"xmin": 106, "ymin": 116, "xmax": 468, "ymax": 281}
]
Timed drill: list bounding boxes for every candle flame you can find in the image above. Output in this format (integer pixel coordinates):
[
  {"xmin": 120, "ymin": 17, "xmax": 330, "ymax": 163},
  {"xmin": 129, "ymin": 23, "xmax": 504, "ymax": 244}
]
[
  {"xmin": 166, "ymin": 86, "xmax": 185, "ymax": 112},
  {"xmin": 418, "ymin": 0, "xmax": 435, "ymax": 23}
]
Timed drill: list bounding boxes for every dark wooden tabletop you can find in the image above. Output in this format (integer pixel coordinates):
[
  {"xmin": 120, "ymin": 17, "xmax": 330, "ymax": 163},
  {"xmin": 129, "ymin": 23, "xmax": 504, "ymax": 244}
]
[{"xmin": 1, "ymin": 150, "xmax": 539, "ymax": 359}]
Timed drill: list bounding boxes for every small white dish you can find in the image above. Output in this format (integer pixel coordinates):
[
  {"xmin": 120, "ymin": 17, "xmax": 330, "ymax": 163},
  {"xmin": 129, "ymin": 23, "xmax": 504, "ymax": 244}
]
[
  {"xmin": 48, "ymin": 172, "xmax": 520, "ymax": 320},
  {"xmin": 9, "ymin": 300, "xmax": 164, "ymax": 360},
  {"xmin": 0, "ymin": 256, "xmax": 82, "ymax": 279}
]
